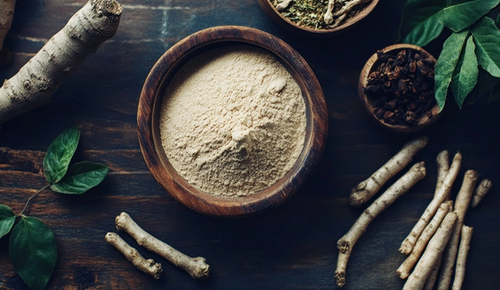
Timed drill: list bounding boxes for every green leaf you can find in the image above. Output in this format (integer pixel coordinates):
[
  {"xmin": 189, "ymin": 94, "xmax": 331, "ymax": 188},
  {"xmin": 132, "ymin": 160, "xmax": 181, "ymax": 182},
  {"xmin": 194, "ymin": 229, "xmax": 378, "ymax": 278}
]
[
  {"xmin": 399, "ymin": 0, "xmax": 447, "ymax": 46},
  {"xmin": 50, "ymin": 161, "xmax": 109, "ymax": 194},
  {"xmin": 434, "ymin": 30, "xmax": 469, "ymax": 110},
  {"xmin": 0, "ymin": 204, "xmax": 16, "ymax": 239},
  {"xmin": 471, "ymin": 17, "xmax": 500, "ymax": 78},
  {"xmin": 451, "ymin": 35, "xmax": 479, "ymax": 108},
  {"xmin": 10, "ymin": 216, "xmax": 57, "ymax": 290},
  {"xmin": 496, "ymin": 13, "xmax": 500, "ymax": 28},
  {"xmin": 440, "ymin": 0, "xmax": 500, "ymax": 32},
  {"xmin": 43, "ymin": 126, "xmax": 80, "ymax": 184}
]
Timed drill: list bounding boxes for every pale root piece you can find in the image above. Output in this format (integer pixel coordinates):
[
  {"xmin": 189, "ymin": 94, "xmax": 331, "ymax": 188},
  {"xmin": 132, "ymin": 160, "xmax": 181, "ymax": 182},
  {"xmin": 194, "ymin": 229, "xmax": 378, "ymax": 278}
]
[
  {"xmin": 276, "ymin": 0, "xmax": 293, "ymax": 11},
  {"xmin": 0, "ymin": 0, "xmax": 122, "ymax": 124},
  {"xmin": 328, "ymin": 0, "xmax": 372, "ymax": 28},
  {"xmin": 335, "ymin": 162, "xmax": 426, "ymax": 287},
  {"xmin": 324, "ymin": 0, "xmax": 336, "ymax": 24},
  {"xmin": 115, "ymin": 212, "xmax": 210, "ymax": 279},
  {"xmin": 0, "ymin": 0, "xmax": 16, "ymax": 64},
  {"xmin": 397, "ymin": 202, "xmax": 450, "ymax": 279},
  {"xmin": 471, "ymin": 179, "xmax": 492, "ymax": 208},
  {"xmin": 403, "ymin": 212, "xmax": 457, "ymax": 290},
  {"xmin": 399, "ymin": 152, "xmax": 462, "ymax": 255},
  {"xmin": 451, "ymin": 225, "xmax": 473, "ymax": 290},
  {"xmin": 350, "ymin": 136, "xmax": 428, "ymax": 207},
  {"xmin": 436, "ymin": 170, "xmax": 478, "ymax": 290},
  {"xmin": 105, "ymin": 232, "xmax": 163, "ymax": 279},
  {"xmin": 435, "ymin": 150, "xmax": 449, "ymax": 195},
  {"xmin": 423, "ymin": 254, "xmax": 443, "ymax": 290}
]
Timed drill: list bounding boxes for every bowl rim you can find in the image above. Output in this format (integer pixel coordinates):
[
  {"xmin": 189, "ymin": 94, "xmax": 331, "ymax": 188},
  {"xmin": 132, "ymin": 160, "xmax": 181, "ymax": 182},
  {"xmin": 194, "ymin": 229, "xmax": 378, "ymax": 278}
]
[
  {"xmin": 137, "ymin": 25, "xmax": 328, "ymax": 217},
  {"xmin": 257, "ymin": 0, "xmax": 380, "ymax": 35},
  {"xmin": 358, "ymin": 43, "xmax": 441, "ymax": 133}
]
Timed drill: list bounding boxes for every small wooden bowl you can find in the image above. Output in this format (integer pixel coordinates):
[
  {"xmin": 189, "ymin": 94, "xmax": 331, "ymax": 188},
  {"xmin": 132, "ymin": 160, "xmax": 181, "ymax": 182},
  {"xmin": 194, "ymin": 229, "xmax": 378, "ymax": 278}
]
[
  {"xmin": 358, "ymin": 43, "xmax": 441, "ymax": 134},
  {"xmin": 137, "ymin": 26, "xmax": 328, "ymax": 217},
  {"xmin": 257, "ymin": 0, "xmax": 380, "ymax": 36}
]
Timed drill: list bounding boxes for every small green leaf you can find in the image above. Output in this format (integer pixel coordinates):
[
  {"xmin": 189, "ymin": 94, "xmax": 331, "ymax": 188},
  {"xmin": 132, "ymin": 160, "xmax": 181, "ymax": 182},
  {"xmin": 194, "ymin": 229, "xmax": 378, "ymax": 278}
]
[
  {"xmin": 440, "ymin": 0, "xmax": 500, "ymax": 32},
  {"xmin": 496, "ymin": 13, "xmax": 500, "ymax": 28},
  {"xmin": 50, "ymin": 161, "xmax": 109, "ymax": 194},
  {"xmin": 451, "ymin": 35, "xmax": 479, "ymax": 108},
  {"xmin": 399, "ymin": 0, "xmax": 447, "ymax": 46},
  {"xmin": 0, "ymin": 204, "xmax": 16, "ymax": 239},
  {"xmin": 434, "ymin": 30, "xmax": 469, "ymax": 110},
  {"xmin": 471, "ymin": 17, "xmax": 500, "ymax": 78},
  {"xmin": 43, "ymin": 126, "xmax": 80, "ymax": 184},
  {"xmin": 10, "ymin": 216, "xmax": 57, "ymax": 290}
]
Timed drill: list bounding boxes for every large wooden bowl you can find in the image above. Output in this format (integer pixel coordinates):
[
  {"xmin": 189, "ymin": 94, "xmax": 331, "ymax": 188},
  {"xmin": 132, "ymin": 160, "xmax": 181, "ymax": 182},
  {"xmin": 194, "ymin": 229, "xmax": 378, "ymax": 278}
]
[
  {"xmin": 137, "ymin": 26, "xmax": 328, "ymax": 217},
  {"xmin": 359, "ymin": 43, "xmax": 441, "ymax": 134},
  {"xmin": 257, "ymin": 0, "xmax": 380, "ymax": 36}
]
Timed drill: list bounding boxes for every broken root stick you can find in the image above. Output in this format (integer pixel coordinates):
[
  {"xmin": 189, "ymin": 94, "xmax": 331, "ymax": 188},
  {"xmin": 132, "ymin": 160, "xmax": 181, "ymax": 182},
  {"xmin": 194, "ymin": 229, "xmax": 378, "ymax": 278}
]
[
  {"xmin": 451, "ymin": 225, "xmax": 473, "ymax": 290},
  {"xmin": 402, "ymin": 212, "xmax": 458, "ymax": 290},
  {"xmin": 397, "ymin": 202, "xmax": 450, "ymax": 279},
  {"xmin": 399, "ymin": 152, "xmax": 461, "ymax": 255},
  {"xmin": 436, "ymin": 170, "xmax": 478, "ymax": 290},
  {"xmin": 325, "ymin": 0, "xmax": 371, "ymax": 27},
  {"xmin": 335, "ymin": 162, "xmax": 426, "ymax": 287},
  {"xmin": 276, "ymin": 0, "xmax": 293, "ymax": 11},
  {"xmin": 350, "ymin": 136, "xmax": 428, "ymax": 207},
  {"xmin": 0, "ymin": 0, "xmax": 123, "ymax": 124},
  {"xmin": 471, "ymin": 179, "xmax": 492, "ymax": 208},
  {"xmin": 0, "ymin": 0, "xmax": 16, "ymax": 65},
  {"xmin": 105, "ymin": 232, "xmax": 163, "ymax": 279},
  {"xmin": 435, "ymin": 150, "xmax": 449, "ymax": 195},
  {"xmin": 115, "ymin": 212, "xmax": 210, "ymax": 279}
]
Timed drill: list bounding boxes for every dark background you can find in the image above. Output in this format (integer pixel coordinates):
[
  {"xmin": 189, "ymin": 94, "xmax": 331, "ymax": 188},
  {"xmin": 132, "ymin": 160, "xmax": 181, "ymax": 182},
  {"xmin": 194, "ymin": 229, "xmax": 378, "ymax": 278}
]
[{"xmin": 1, "ymin": 0, "xmax": 499, "ymax": 289}]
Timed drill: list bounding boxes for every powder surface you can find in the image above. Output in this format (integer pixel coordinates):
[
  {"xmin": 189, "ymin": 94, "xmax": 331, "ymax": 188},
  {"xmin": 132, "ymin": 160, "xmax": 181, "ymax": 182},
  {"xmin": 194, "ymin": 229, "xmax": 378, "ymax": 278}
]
[{"xmin": 159, "ymin": 44, "xmax": 306, "ymax": 197}]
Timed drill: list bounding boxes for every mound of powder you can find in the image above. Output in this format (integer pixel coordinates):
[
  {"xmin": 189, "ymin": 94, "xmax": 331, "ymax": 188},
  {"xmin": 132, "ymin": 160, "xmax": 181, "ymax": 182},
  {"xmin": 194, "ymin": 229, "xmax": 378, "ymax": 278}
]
[{"xmin": 159, "ymin": 44, "xmax": 306, "ymax": 197}]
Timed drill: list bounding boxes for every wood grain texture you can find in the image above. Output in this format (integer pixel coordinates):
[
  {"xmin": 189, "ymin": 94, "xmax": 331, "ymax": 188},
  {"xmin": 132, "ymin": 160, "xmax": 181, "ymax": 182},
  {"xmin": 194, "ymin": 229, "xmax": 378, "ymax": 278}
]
[{"xmin": 0, "ymin": 0, "xmax": 499, "ymax": 289}]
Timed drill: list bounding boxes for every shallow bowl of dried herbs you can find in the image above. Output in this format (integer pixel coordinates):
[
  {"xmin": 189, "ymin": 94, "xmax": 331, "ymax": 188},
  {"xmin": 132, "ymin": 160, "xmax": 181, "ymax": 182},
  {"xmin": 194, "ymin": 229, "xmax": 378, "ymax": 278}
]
[
  {"xmin": 358, "ymin": 43, "xmax": 441, "ymax": 133},
  {"xmin": 257, "ymin": 0, "xmax": 380, "ymax": 36}
]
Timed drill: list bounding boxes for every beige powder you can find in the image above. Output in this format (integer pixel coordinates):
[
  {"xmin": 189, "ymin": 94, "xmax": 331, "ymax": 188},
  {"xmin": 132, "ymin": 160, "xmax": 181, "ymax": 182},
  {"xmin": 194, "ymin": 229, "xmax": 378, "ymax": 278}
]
[{"xmin": 159, "ymin": 44, "xmax": 306, "ymax": 197}]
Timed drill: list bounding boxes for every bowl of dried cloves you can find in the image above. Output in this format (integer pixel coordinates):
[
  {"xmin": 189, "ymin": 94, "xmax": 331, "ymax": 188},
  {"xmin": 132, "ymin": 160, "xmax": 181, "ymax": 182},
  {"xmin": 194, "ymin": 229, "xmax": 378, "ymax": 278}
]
[
  {"xmin": 257, "ymin": 0, "xmax": 380, "ymax": 36},
  {"xmin": 358, "ymin": 43, "xmax": 441, "ymax": 133}
]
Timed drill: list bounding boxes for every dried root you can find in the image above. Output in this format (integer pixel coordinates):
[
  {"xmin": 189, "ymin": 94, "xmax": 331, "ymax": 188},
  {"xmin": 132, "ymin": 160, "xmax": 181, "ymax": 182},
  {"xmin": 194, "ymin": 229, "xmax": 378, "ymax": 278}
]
[
  {"xmin": 435, "ymin": 150, "xmax": 450, "ymax": 195},
  {"xmin": 0, "ymin": 0, "xmax": 16, "ymax": 65},
  {"xmin": 325, "ymin": 0, "xmax": 371, "ymax": 27},
  {"xmin": 436, "ymin": 170, "xmax": 478, "ymax": 290},
  {"xmin": 350, "ymin": 136, "xmax": 427, "ymax": 206},
  {"xmin": 0, "ymin": 0, "xmax": 123, "ymax": 124},
  {"xmin": 276, "ymin": 0, "xmax": 293, "ymax": 11},
  {"xmin": 451, "ymin": 225, "xmax": 473, "ymax": 290},
  {"xmin": 105, "ymin": 232, "xmax": 163, "ymax": 279},
  {"xmin": 403, "ymin": 212, "xmax": 457, "ymax": 290},
  {"xmin": 397, "ymin": 202, "xmax": 450, "ymax": 279},
  {"xmin": 335, "ymin": 162, "xmax": 426, "ymax": 287},
  {"xmin": 115, "ymin": 212, "xmax": 210, "ymax": 279},
  {"xmin": 471, "ymin": 179, "xmax": 492, "ymax": 208},
  {"xmin": 399, "ymin": 152, "xmax": 461, "ymax": 255}
]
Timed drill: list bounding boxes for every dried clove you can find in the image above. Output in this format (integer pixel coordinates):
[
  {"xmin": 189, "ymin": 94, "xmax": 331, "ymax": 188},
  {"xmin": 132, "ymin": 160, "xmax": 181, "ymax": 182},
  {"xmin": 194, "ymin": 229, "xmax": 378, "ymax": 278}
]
[{"xmin": 364, "ymin": 49, "xmax": 437, "ymax": 127}]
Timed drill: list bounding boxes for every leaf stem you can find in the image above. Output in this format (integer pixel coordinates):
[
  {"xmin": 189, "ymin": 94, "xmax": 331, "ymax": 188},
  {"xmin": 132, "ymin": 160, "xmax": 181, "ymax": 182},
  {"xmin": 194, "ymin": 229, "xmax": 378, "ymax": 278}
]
[{"xmin": 20, "ymin": 184, "xmax": 50, "ymax": 216}]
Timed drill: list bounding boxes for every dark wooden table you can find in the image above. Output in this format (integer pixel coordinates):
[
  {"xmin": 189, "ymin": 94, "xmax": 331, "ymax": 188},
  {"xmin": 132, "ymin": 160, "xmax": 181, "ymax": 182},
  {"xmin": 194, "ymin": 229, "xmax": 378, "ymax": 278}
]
[{"xmin": 1, "ymin": 1, "xmax": 499, "ymax": 289}]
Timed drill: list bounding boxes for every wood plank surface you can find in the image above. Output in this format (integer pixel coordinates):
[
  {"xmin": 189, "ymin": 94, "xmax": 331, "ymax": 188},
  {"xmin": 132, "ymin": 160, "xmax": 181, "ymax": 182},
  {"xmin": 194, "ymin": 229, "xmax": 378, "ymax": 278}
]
[{"xmin": 1, "ymin": 0, "xmax": 499, "ymax": 289}]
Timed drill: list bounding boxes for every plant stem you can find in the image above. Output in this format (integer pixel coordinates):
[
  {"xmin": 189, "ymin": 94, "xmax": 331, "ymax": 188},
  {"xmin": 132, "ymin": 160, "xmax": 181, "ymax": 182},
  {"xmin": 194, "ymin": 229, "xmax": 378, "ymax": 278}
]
[{"xmin": 20, "ymin": 184, "xmax": 50, "ymax": 216}]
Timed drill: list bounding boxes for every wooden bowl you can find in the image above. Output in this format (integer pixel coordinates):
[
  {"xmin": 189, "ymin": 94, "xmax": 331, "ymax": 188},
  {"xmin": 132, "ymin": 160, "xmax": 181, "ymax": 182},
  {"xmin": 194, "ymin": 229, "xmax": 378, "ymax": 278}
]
[
  {"xmin": 358, "ymin": 43, "xmax": 441, "ymax": 134},
  {"xmin": 257, "ymin": 0, "xmax": 380, "ymax": 36},
  {"xmin": 137, "ymin": 26, "xmax": 328, "ymax": 217}
]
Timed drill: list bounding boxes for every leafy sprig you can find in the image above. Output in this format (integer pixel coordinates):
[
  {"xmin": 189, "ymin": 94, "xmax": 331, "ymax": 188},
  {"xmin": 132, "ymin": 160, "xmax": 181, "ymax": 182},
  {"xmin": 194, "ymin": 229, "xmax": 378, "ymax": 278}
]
[
  {"xmin": 0, "ymin": 126, "xmax": 109, "ymax": 290},
  {"xmin": 399, "ymin": 0, "xmax": 500, "ymax": 110}
]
